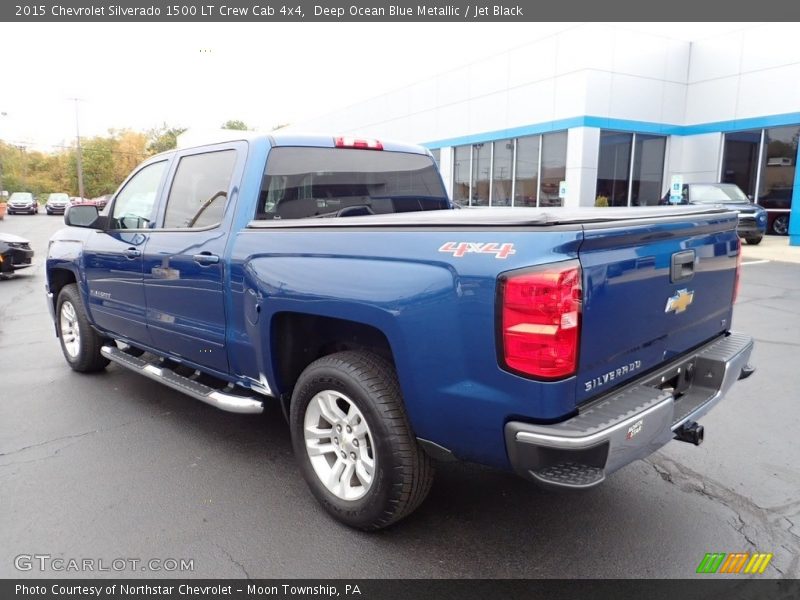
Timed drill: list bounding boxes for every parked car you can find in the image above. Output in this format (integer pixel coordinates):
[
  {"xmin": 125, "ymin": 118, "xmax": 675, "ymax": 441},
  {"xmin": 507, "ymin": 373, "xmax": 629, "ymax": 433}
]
[
  {"xmin": 7, "ymin": 192, "xmax": 37, "ymax": 215},
  {"xmin": 46, "ymin": 193, "xmax": 71, "ymax": 215},
  {"xmin": 662, "ymin": 183, "xmax": 767, "ymax": 245},
  {"xmin": 757, "ymin": 190, "xmax": 791, "ymax": 235},
  {"xmin": 769, "ymin": 212, "xmax": 791, "ymax": 235},
  {"xmin": 0, "ymin": 232, "xmax": 34, "ymax": 277},
  {"xmin": 47, "ymin": 134, "xmax": 754, "ymax": 530},
  {"xmin": 92, "ymin": 195, "xmax": 112, "ymax": 210}
]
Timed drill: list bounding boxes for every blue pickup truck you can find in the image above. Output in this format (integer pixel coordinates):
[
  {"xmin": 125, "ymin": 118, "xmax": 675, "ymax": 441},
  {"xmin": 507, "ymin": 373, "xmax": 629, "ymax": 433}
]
[{"xmin": 46, "ymin": 133, "xmax": 754, "ymax": 530}]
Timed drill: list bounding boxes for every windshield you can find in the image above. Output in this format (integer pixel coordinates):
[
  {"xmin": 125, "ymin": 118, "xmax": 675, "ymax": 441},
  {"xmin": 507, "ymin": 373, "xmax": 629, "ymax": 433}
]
[
  {"xmin": 255, "ymin": 147, "xmax": 448, "ymax": 220},
  {"xmin": 48, "ymin": 193, "xmax": 69, "ymax": 202},
  {"xmin": 690, "ymin": 184, "xmax": 749, "ymax": 203},
  {"xmin": 9, "ymin": 193, "xmax": 33, "ymax": 202}
]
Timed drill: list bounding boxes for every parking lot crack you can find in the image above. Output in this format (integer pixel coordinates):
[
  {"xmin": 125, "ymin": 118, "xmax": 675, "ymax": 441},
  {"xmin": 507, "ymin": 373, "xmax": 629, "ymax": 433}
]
[
  {"xmin": 0, "ymin": 430, "xmax": 97, "ymax": 458},
  {"xmin": 752, "ymin": 337, "xmax": 800, "ymax": 349},
  {"xmin": 645, "ymin": 455, "xmax": 800, "ymax": 568},
  {"xmin": 0, "ymin": 411, "xmax": 173, "ymax": 462},
  {"xmin": 734, "ymin": 514, "xmax": 758, "ymax": 550},
  {"xmin": 214, "ymin": 543, "xmax": 252, "ymax": 580}
]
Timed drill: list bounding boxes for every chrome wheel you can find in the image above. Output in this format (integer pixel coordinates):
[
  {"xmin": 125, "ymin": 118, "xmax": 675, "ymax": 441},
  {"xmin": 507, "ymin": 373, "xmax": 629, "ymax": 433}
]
[
  {"xmin": 60, "ymin": 300, "xmax": 81, "ymax": 358},
  {"xmin": 773, "ymin": 215, "xmax": 789, "ymax": 236},
  {"xmin": 303, "ymin": 390, "xmax": 375, "ymax": 501}
]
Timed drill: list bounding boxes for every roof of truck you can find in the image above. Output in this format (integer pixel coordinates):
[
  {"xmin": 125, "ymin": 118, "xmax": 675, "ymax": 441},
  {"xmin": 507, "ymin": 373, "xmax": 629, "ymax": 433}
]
[{"xmin": 172, "ymin": 129, "xmax": 430, "ymax": 156}]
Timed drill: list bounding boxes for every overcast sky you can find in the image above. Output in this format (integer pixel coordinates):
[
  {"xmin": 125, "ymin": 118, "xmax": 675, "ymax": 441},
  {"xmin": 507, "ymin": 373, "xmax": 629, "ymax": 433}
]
[{"xmin": 0, "ymin": 22, "xmax": 747, "ymax": 152}]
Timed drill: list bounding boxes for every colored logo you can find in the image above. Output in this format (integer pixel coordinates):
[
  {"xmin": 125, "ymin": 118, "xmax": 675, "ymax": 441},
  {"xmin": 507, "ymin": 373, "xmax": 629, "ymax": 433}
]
[
  {"xmin": 665, "ymin": 288, "xmax": 694, "ymax": 314},
  {"xmin": 438, "ymin": 242, "xmax": 516, "ymax": 259},
  {"xmin": 625, "ymin": 419, "xmax": 643, "ymax": 440},
  {"xmin": 696, "ymin": 552, "xmax": 773, "ymax": 574}
]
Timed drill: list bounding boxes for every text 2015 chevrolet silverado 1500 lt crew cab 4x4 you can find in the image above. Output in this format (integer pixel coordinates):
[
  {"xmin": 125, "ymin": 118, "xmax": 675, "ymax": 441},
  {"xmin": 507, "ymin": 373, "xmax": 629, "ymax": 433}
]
[{"xmin": 46, "ymin": 133, "xmax": 755, "ymax": 530}]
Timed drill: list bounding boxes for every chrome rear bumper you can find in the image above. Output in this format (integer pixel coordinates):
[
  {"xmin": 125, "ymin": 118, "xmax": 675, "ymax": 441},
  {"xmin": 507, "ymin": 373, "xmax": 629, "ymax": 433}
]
[{"xmin": 505, "ymin": 332, "xmax": 754, "ymax": 489}]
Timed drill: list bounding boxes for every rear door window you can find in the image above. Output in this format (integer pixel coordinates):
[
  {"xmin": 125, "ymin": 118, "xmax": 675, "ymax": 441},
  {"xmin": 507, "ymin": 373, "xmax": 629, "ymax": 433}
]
[
  {"xmin": 255, "ymin": 147, "xmax": 448, "ymax": 220},
  {"xmin": 162, "ymin": 150, "xmax": 238, "ymax": 229}
]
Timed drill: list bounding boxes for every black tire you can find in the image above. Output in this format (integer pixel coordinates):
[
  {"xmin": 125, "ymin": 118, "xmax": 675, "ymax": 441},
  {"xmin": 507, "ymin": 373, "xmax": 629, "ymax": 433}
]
[
  {"xmin": 56, "ymin": 283, "xmax": 109, "ymax": 372},
  {"xmin": 772, "ymin": 215, "xmax": 789, "ymax": 236},
  {"xmin": 289, "ymin": 351, "xmax": 434, "ymax": 530},
  {"xmin": 745, "ymin": 236, "xmax": 763, "ymax": 245}
]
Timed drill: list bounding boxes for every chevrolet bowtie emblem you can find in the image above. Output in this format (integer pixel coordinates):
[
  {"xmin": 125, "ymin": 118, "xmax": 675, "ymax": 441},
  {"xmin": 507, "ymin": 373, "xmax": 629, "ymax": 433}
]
[{"xmin": 665, "ymin": 289, "xmax": 694, "ymax": 314}]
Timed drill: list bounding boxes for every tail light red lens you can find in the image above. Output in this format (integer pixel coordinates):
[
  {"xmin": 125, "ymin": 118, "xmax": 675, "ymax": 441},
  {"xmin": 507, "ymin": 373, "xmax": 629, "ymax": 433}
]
[
  {"xmin": 498, "ymin": 261, "xmax": 582, "ymax": 379},
  {"xmin": 733, "ymin": 237, "xmax": 742, "ymax": 303}
]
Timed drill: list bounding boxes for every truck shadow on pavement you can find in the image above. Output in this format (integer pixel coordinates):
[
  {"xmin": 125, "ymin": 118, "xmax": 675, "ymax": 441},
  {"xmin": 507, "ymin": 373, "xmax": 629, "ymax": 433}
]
[{"xmin": 103, "ymin": 369, "xmax": 726, "ymax": 578}]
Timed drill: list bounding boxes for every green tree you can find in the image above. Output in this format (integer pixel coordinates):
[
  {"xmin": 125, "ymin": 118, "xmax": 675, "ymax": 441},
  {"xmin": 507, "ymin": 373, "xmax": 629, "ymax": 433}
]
[
  {"xmin": 111, "ymin": 129, "xmax": 148, "ymax": 184},
  {"xmin": 146, "ymin": 123, "xmax": 186, "ymax": 155},
  {"xmin": 75, "ymin": 136, "xmax": 118, "ymax": 198},
  {"xmin": 221, "ymin": 119, "xmax": 250, "ymax": 131}
]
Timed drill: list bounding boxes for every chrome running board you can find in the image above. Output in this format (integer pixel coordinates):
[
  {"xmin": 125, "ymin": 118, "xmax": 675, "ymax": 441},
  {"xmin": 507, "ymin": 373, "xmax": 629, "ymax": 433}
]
[{"xmin": 101, "ymin": 345, "xmax": 264, "ymax": 414}]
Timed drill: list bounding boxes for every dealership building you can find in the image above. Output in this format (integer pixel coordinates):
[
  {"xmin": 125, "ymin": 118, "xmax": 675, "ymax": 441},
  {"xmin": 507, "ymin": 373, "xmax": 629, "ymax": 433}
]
[{"xmin": 288, "ymin": 23, "xmax": 800, "ymax": 244}]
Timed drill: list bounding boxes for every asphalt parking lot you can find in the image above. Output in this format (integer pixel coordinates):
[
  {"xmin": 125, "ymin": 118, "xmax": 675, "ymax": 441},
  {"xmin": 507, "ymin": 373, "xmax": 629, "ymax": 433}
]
[{"xmin": 1, "ymin": 213, "xmax": 798, "ymax": 579}]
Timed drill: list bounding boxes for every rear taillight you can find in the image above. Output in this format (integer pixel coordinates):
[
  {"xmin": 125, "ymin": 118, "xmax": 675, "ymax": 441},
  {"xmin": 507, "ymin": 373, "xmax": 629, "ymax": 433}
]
[
  {"xmin": 334, "ymin": 136, "xmax": 383, "ymax": 150},
  {"xmin": 733, "ymin": 238, "xmax": 742, "ymax": 303},
  {"xmin": 498, "ymin": 261, "xmax": 582, "ymax": 380}
]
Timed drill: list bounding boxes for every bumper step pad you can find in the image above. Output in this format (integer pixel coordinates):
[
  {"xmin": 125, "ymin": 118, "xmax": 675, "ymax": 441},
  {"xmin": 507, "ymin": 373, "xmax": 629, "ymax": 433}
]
[{"xmin": 531, "ymin": 462, "xmax": 605, "ymax": 488}]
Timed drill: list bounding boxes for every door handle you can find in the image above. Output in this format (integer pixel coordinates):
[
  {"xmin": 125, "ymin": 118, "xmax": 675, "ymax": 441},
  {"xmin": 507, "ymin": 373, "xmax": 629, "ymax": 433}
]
[
  {"xmin": 670, "ymin": 250, "xmax": 695, "ymax": 283},
  {"xmin": 193, "ymin": 252, "xmax": 220, "ymax": 265},
  {"xmin": 123, "ymin": 247, "xmax": 141, "ymax": 259}
]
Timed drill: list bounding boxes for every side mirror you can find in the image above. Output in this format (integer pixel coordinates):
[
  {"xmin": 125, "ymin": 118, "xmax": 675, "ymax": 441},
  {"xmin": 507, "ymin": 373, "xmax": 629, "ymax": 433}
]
[
  {"xmin": 64, "ymin": 204, "xmax": 100, "ymax": 228},
  {"xmin": 747, "ymin": 194, "xmax": 754, "ymax": 202}
]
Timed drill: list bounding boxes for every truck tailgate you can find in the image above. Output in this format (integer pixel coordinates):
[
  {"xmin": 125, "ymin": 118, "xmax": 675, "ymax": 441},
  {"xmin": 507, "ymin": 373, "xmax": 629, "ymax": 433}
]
[{"xmin": 576, "ymin": 210, "xmax": 740, "ymax": 405}]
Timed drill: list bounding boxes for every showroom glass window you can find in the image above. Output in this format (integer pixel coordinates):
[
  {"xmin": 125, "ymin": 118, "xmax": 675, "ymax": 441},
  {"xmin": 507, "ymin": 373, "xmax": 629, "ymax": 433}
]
[
  {"xmin": 450, "ymin": 132, "xmax": 567, "ymax": 207},
  {"xmin": 471, "ymin": 143, "xmax": 490, "ymax": 206},
  {"xmin": 491, "ymin": 139, "xmax": 514, "ymax": 206},
  {"xmin": 514, "ymin": 136, "xmax": 539, "ymax": 207},
  {"xmin": 631, "ymin": 134, "xmax": 667, "ymax": 206},
  {"xmin": 759, "ymin": 126, "xmax": 798, "ymax": 211},
  {"xmin": 722, "ymin": 125, "xmax": 798, "ymax": 235},
  {"xmin": 722, "ymin": 130, "xmax": 761, "ymax": 197},
  {"xmin": 596, "ymin": 131, "xmax": 632, "ymax": 206},
  {"xmin": 539, "ymin": 131, "xmax": 567, "ymax": 207},
  {"xmin": 596, "ymin": 131, "xmax": 666, "ymax": 207},
  {"xmin": 453, "ymin": 145, "xmax": 470, "ymax": 205}
]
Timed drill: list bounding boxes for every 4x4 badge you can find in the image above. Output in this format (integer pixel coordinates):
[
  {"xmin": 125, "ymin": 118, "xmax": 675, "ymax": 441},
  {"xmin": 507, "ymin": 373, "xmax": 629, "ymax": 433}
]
[{"xmin": 666, "ymin": 289, "xmax": 694, "ymax": 314}]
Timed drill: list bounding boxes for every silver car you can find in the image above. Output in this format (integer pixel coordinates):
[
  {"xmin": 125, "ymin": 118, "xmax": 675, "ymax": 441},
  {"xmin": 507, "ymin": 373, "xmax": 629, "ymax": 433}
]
[{"xmin": 45, "ymin": 193, "xmax": 70, "ymax": 215}]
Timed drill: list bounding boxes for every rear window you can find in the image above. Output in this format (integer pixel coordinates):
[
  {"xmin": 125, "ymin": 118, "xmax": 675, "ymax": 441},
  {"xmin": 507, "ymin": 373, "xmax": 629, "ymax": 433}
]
[{"xmin": 255, "ymin": 147, "xmax": 448, "ymax": 220}]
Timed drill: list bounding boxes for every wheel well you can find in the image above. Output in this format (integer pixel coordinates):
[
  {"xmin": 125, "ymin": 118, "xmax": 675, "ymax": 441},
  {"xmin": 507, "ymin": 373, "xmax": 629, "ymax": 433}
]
[
  {"xmin": 48, "ymin": 269, "xmax": 76, "ymax": 309},
  {"xmin": 272, "ymin": 312, "xmax": 395, "ymax": 395}
]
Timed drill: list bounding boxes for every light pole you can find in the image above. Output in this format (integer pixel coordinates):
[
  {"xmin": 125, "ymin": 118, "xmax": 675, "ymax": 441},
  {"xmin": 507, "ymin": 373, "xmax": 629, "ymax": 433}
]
[{"xmin": 71, "ymin": 98, "xmax": 85, "ymax": 199}]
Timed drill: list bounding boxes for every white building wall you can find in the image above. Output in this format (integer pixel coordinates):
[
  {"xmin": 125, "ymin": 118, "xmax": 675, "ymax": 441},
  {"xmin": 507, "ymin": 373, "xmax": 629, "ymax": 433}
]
[
  {"xmin": 439, "ymin": 147, "xmax": 454, "ymax": 193},
  {"xmin": 686, "ymin": 23, "xmax": 800, "ymax": 124},
  {"xmin": 565, "ymin": 127, "xmax": 600, "ymax": 208},
  {"xmin": 287, "ymin": 24, "xmax": 800, "ymax": 210},
  {"xmin": 291, "ymin": 24, "xmax": 693, "ymax": 145}
]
